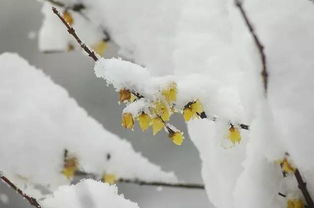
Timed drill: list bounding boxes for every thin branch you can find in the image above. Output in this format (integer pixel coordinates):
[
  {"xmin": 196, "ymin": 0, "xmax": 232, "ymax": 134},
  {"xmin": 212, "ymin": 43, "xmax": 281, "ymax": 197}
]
[
  {"xmin": 234, "ymin": 0, "xmax": 268, "ymax": 94},
  {"xmin": 47, "ymin": 1, "xmax": 111, "ymax": 42},
  {"xmin": 52, "ymin": 7, "xmax": 98, "ymax": 61},
  {"xmin": 118, "ymin": 178, "xmax": 205, "ymax": 189},
  {"xmin": 75, "ymin": 171, "xmax": 204, "ymax": 190},
  {"xmin": 0, "ymin": 176, "xmax": 42, "ymax": 208},
  {"xmin": 199, "ymin": 112, "xmax": 249, "ymax": 130},
  {"xmin": 294, "ymin": 169, "xmax": 314, "ymax": 208}
]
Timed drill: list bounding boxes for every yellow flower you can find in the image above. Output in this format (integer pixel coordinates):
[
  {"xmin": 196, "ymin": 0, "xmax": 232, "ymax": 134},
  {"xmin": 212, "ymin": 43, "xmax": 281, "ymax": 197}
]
[
  {"xmin": 63, "ymin": 11, "xmax": 74, "ymax": 25},
  {"xmin": 280, "ymin": 158, "xmax": 295, "ymax": 174},
  {"xmin": 169, "ymin": 131, "xmax": 184, "ymax": 146},
  {"xmin": 183, "ymin": 107, "xmax": 194, "ymax": 121},
  {"xmin": 152, "ymin": 117, "xmax": 164, "ymax": 135},
  {"xmin": 162, "ymin": 83, "xmax": 177, "ymax": 103},
  {"xmin": 92, "ymin": 40, "xmax": 108, "ymax": 56},
  {"xmin": 103, "ymin": 174, "xmax": 117, "ymax": 185},
  {"xmin": 121, "ymin": 113, "xmax": 134, "ymax": 129},
  {"xmin": 138, "ymin": 113, "xmax": 152, "ymax": 131},
  {"xmin": 228, "ymin": 126, "xmax": 241, "ymax": 144},
  {"xmin": 287, "ymin": 199, "xmax": 304, "ymax": 208},
  {"xmin": 183, "ymin": 99, "xmax": 203, "ymax": 121},
  {"xmin": 119, "ymin": 89, "xmax": 131, "ymax": 103},
  {"xmin": 154, "ymin": 101, "xmax": 170, "ymax": 121},
  {"xmin": 130, "ymin": 93, "xmax": 137, "ymax": 102},
  {"xmin": 190, "ymin": 99, "xmax": 203, "ymax": 114},
  {"xmin": 62, "ymin": 157, "xmax": 78, "ymax": 179}
]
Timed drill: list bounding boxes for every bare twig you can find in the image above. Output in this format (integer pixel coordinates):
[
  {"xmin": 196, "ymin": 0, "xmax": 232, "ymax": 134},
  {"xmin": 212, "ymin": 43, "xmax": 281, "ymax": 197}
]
[
  {"xmin": 0, "ymin": 176, "xmax": 42, "ymax": 208},
  {"xmin": 118, "ymin": 178, "xmax": 205, "ymax": 189},
  {"xmin": 75, "ymin": 171, "xmax": 204, "ymax": 190},
  {"xmin": 47, "ymin": 1, "xmax": 111, "ymax": 42},
  {"xmin": 294, "ymin": 169, "xmax": 314, "ymax": 208},
  {"xmin": 52, "ymin": 7, "xmax": 98, "ymax": 61},
  {"xmin": 234, "ymin": 0, "xmax": 268, "ymax": 93}
]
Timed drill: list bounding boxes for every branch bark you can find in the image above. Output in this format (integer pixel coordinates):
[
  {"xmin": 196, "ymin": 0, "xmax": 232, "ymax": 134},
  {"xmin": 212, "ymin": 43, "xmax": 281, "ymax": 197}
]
[
  {"xmin": 52, "ymin": 7, "xmax": 98, "ymax": 61},
  {"xmin": 118, "ymin": 178, "xmax": 204, "ymax": 189},
  {"xmin": 234, "ymin": 0, "xmax": 268, "ymax": 94},
  {"xmin": 294, "ymin": 169, "xmax": 314, "ymax": 208},
  {"xmin": 75, "ymin": 171, "xmax": 205, "ymax": 190},
  {"xmin": 0, "ymin": 176, "xmax": 42, "ymax": 208}
]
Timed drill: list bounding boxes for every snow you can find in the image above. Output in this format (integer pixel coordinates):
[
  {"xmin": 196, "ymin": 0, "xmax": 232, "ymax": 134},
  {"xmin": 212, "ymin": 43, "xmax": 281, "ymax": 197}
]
[
  {"xmin": 27, "ymin": 31, "xmax": 37, "ymax": 40},
  {"xmin": 37, "ymin": 0, "xmax": 314, "ymax": 207},
  {"xmin": 0, "ymin": 53, "xmax": 177, "ymax": 198},
  {"xmin": 95, "ymin": 57, "xmax": 246, "ymax": 123},
  {"xmin": 81, "ymin": 0, "xmax": 183, "ymax": 76},
  {"xmin": 41, "ymin": 179, "xmax": 139, "ymax": 208},
  {"xmin": 0, "ymin": 193, "xmax": 9, "ymax": 205}
]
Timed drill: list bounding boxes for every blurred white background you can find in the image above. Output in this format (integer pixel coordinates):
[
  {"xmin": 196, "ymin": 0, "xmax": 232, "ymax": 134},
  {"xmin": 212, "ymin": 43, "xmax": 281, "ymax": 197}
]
[{"xmin": 0, "ymin": 0, "xmax": 210, "ymax": 207}]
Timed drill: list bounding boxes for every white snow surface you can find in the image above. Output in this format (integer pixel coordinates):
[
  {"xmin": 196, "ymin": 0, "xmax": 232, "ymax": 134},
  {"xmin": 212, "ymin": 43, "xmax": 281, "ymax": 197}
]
[
  {"xmin": 0, "ymin": 53, "xmax": 177, "ymax": 197},
  {"xmin": 41, "ymin": 179, "xmax": 139, "ymax": 208},
  {"xmin": 38, "ymin": 0, "xmax": 314, "ymax": 207},
  {"xmin": 0, "ymin": 193, "xmax": 9, "ymax": 205}
]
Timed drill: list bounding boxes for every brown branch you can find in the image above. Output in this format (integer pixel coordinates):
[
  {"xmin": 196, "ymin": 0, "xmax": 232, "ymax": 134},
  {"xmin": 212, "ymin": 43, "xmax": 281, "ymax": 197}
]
[
  {"xmin": 75, "ymin": 171, "xmax": 204, "ymax": 190},
  {"xmin": 118, "ymin": 178, "xmax": 204, "ymax": 189},
  {"xmin": 235, "ymin": 0, "xmax": 268, "ymax": 94},
  {"xmin": 0, "ymin": 176, "xmax": 42, "ymax": 208},
  {"xmin": 199, "ymin": 112, "xmax": 249, "ymax": 130},
  {"xmin": 52, "ymin": 7, "xmax": 98, "ymax": 61},
  {"xmin": 294, "ymin": 169, "xmax": 314, "ymax": 208}
]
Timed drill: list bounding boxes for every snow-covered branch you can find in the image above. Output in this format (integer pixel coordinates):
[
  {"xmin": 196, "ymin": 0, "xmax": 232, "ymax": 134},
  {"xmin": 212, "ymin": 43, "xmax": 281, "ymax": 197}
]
[
  {"xmin": 235, "ymin": 2, "xmax": 314, "ymax": 206},
  {"xmin": 52, "ymin": 7, "xmax": 250, "ymax": 147}
]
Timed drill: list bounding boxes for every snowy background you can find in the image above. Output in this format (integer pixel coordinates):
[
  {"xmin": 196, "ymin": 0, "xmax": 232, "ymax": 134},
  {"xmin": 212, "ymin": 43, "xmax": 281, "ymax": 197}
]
[
  {"xmin": 0, "ymin": 0, "xmax": 209, "ymax": 207},
  {"xmin": 2, "ymin": 0, "xmax": 314, "ymax": 207}
]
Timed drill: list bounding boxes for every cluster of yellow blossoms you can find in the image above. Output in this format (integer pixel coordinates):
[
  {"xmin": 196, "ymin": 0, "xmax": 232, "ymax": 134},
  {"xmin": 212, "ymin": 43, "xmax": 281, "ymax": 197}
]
[
  {"xmin": 120, "ymin": 83, "xmax": 184, "ymax": 145},
  {"xmin": 119, "ymin": 83, "xmax": 242, "ymax": 146}
]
